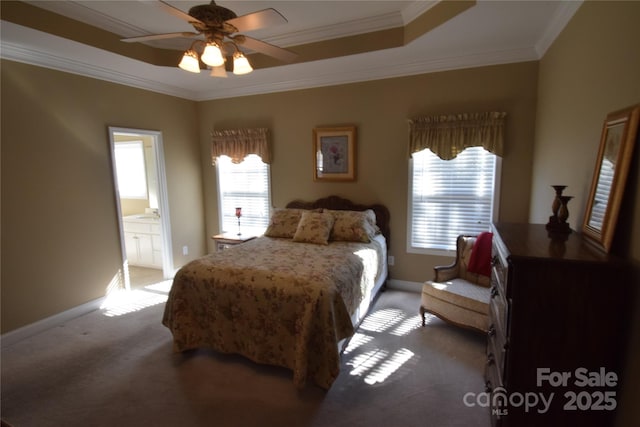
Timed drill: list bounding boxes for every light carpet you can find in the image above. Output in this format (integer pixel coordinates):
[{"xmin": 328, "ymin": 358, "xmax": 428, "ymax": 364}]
[{"xmin": 1, "ymin": 288, "xmax": 490, "ymax": 427}]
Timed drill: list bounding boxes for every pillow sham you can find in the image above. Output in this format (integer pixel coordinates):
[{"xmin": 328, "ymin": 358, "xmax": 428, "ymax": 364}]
[
  {"xmin": 264, "ymin": 209, "xmax": 306, "ymax": 238},
  {"xmin": 323, "ymin": 209, "xmax": 378, "ymax": 243},
  {"xmin": 292, "ymin": 211, "xmax": 335, "ymax": 245}
]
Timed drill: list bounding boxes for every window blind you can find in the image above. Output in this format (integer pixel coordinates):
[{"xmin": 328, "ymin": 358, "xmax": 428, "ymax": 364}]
[
  {"xmin": 409, "ymin": 147, "xmax": 497, "ymax": 251},
  {"xmin": 216, "ymin": 154, "xmax": 271, "ymax": 234},
  {"xmin": 587, "ymin": 158, "xmax": 614, "ymax": 230}
]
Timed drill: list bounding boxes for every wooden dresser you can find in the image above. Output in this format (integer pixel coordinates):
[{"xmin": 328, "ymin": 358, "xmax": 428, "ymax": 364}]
[{"xmin": 486, "ymin": 222, "xmax": 634, "ymax": 427}]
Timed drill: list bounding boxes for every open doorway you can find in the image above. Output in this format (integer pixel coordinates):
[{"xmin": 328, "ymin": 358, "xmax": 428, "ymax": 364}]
[{"xmin": 108, "ymin": 127, "xmax": 174, "ymax": 290}]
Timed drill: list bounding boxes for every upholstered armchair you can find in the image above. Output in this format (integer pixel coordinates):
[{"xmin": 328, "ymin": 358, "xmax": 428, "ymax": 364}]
[{"xmin": 419, "ymin": 234, "xmax": 492, "ymax": 333}]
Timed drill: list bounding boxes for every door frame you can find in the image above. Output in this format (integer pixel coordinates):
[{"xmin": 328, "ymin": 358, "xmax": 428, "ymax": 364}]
[{"xmin": 108, "ymin": 126, "xmax": 174, "ymax": 288}]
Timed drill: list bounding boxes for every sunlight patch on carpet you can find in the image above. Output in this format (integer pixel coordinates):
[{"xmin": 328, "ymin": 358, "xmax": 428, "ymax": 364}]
[
  {"xmin": 145, "ymin": 280, "xmax": 173, "ymax": 293},
  {"xmin": 100, "ymin": 289, "xmax": 167, "ymax": 317},
  {"xmin": 390, "ymin": 313, "xmax": 422, "ymax": 336},
  {"xmin": 363, "ymin": 348, "xmax": 415, "ymax": 385},
  {"xmin": 358, "ymin": 308, "xmax": 404, "ymax": 333},
  {"xmin": 359, "ymin": 308, "xmax": 421, "ymax": 336},
  {"xmin": 347, "ymin": 347, "xmax": 415, "ymax": 385},
  {"xmin": 343, "ymin": 332, "xmax": 374, "ymax": 354},
  {"xmin": 343, "ymin": 305, "xmax": 420, "ymax": 385}
]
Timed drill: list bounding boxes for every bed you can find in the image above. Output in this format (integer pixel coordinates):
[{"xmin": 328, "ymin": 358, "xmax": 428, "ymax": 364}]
[{"xmin": 162, "ymin": 196, "xmax": 390, "ymax": 389}]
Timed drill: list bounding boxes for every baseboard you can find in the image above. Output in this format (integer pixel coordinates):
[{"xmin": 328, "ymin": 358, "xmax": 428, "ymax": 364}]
[
  {"xmin": 1, "ymin": 296, "xmax": 105, "ymax": 348},
  {"xmin": 387, "ymin": 279, "xmax": 422, "ymax": 293}
]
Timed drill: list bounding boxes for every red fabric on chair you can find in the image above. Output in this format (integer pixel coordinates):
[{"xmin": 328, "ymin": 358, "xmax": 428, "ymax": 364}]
[{"xmin": 468, "ymin": 232, "xmax": 493, "ymax": 277}]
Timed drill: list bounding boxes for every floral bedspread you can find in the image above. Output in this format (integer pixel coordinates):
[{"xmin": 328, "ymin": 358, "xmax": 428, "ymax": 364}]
[{"xmin": 162, "ymin": 236, "xmax": 384, "ymax": 389}]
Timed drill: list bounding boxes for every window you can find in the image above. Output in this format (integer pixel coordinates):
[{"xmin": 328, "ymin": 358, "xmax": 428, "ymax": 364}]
[
  {"xmin": 216, "ymin": 154, "xmax": 271, "ymax": 234},
  {"xmin": 114, "ymin": 141, "xmax": 147, "ymax": 199},
  {"xmin": 408, "ymin": 146, "xmax": 500, "ymax": 253}
]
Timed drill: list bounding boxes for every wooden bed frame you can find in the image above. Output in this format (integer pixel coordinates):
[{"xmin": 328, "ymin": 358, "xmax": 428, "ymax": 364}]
[{"xmin": 286, "ymin": 195, "xmax": 391, "ymax": 248}]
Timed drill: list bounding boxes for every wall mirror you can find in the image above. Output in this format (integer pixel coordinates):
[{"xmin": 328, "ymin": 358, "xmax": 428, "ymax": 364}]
[{"xmin": 582, "ymin": 105, "xmax": 639, "ymax": 252}]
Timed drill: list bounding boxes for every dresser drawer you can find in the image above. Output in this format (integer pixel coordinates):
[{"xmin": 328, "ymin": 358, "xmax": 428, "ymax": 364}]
[
  {"xmin": 490, "ymin": 287, "xmax": 508, "ymax": 338},
  {"xmin": 485, "ymin": 358, "xmax": 505, "ymax": 427},
  {"xmin": 487, "ymin": 330, "xmax": 504, "ymax": 383}
]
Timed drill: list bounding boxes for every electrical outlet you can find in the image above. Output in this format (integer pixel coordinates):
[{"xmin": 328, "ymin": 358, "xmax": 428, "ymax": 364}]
[
  {"xmin": 182, "ymin": 245, "xmax": 189, "ymax": 256},
  {"xmin": 388, "ymin": 255, "xmax": 395, "ymax": 266}
]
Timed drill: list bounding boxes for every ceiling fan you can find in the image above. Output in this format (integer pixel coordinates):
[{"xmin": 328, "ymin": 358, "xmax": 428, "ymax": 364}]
[{"xmin": 122, "ymin": 0, "xmax": 298, "ymax": 76}]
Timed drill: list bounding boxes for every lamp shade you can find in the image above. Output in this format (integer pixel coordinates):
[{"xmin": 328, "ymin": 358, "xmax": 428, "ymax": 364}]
[
  {"xmin": 178, "ymin": 50, "xmax": 201, "ymax": 73},
  {"xmin": 233, "ymin": 53, "xmax": 253, "ymax": 75},
  {"xmin": 201, "ymin": 43, "xmax": 225, "ymax": 67}
]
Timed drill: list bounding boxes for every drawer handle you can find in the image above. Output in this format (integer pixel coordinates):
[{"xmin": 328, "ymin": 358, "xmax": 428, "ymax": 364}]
[
  {"xmin": 488, "ymin": 324, "xmax": 496, "ymax": 337},
  {"xmin": 491, "ymin": 255, "xmax": 499, "ymax": 267},
  {"xmin": 487, "ymin": 353, "xmax": 495, "ymax": 366},
  {"xmin": 490, "ymin": 286, "xmax": 498, "ymax": 298}
]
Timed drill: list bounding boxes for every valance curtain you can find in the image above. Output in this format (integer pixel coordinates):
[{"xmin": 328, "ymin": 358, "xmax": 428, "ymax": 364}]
[
  {"xmin": 211, "ymin": 128, "xmax": 271, "ymax": 164},
  {"xmin": 409, "ymin": 112, "xmax": 506, "ymax": 160}
]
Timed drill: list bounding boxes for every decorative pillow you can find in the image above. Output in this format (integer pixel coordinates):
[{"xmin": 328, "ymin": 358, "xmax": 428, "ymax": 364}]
[
  {"xmin": 292, "ymin": 211, "xmax": 335, "ymax": 245},
  {"xmin": 264, "ymin": 209, "xmax": 306, "ymax": 238},
  {"xmin": 467, "ymin": 232, "xmax": 493, "ymax": 277},
  {"xmin": 325, "ymin": 209, "xmax": 378, "ymax": 242}
]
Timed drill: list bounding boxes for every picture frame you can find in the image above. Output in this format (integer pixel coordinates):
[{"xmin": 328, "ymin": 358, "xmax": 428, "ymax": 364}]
[
  {"xmin": 582, "ymin": 104, "xmax": 639, "ymax": 252},
  {"xmin": 313, "ymin": 125, "xmax": 357, "ymax": 181}
]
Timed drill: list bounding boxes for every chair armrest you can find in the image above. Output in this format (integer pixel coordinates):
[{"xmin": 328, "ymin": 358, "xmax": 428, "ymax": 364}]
[{"xmin": 434, "ymin": 264, "xmax": 458, "ymax": 282}]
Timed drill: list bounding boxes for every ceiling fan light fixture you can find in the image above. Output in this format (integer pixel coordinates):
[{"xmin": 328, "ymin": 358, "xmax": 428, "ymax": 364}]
[
  {"xmin": 233, "ymin": 52, "xmax": 253, "ymax": 75},
  {"xmin": 201, "ymin": 42, "xmax": 225, "ymax": 67},
  {"xmin": 178, "ymin": 50, "xmax": 201, "ymax": 73},
  {"xmin": 210, "ymin": 65, "xmax": 228, "ymax": 78}
]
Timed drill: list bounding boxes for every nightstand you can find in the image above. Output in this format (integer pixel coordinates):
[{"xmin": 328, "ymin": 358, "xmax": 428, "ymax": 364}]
[{"xmin": 212, "ymin": 233, "xmax": 256, "ymax": 251}]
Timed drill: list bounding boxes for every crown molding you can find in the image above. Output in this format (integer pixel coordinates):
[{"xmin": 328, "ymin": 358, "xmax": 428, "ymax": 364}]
[
  {"xmin": 0, "ymin": 39, "xmax": 193, "ymax": 99},
  {"xmin": 534, "ymin": 0, "xmax": 582, "ymax": 57},
  {"xmin": 1, "ymin": 30, "xmax": 538, "ymax": 102},
  {"xmin": 195, "ymin": 46, "xmax": 539, "ymax": 101}
]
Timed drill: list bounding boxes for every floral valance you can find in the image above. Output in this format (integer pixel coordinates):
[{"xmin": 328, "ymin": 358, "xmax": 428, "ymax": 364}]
[
  {"xmin": 409, "ymin": 112, "xmax": 506, "ymax": 160},
  {"xmin": 211, "ymin": 128, "xmax": 271, "ymax": 164}
]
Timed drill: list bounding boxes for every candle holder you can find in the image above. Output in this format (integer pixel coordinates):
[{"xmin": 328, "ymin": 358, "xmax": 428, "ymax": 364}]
[
  {"xmin": 546, "ymin": 185, "xmax": 572, "ymax": 234},
  {"xmin": 235, "ymin": 207, "xmax": 242, "ymax": 236}
]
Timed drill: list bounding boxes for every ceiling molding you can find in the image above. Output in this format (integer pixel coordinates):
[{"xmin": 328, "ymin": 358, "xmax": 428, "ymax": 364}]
[
  {"xmin": 26, "ymin": 0, "xmax": 146, "ymax": 38},
  {"xmin": 1, "ymin": 28, "xmax": 538, "ymax": 102},
  {"xmin": 263, "ymin": 11, "xmax": 404, "ymax": 48},
  {"xmin": 534, "ymin": 0, "xmax": 582, "ymax": 57},
  {"xmin": 0, "ymin": 31, "xmax": 190, "ymax": 100},
  {"xmin": 1, "ymin": 1, "xmax": 572, "ymax": 102},
  {"xmin": 195, "ymin": 46, "xmax": 539, "ymax": 101}
]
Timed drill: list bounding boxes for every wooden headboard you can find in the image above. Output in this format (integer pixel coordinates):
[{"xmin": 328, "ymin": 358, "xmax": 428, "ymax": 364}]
[{"xmin": 286, "ymin": 195, "xmax": 391, "ymax": 247}]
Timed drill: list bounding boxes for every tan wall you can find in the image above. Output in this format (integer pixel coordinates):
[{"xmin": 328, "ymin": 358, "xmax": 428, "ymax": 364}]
[
  {"xmin": 530, "ymin": 1, "xmax": 640, "ymax": 249},
  {"xmin": 197, "ymin": 61, "xmax": 538, "ymax": 283},
  {"xmin": 530, "ymin": 2, "xmax": 640, "ymax": 425},
  {"xmin": 1, "ymin": 60, "xmax": 205, "ymax": 332}
]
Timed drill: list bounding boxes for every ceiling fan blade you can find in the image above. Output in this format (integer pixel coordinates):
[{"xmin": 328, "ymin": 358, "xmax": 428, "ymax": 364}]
[
  {"xmin": 156, "ymin": 0, "xmax": 204, "ymax": 26},
  {"xmin": 240, "ymin": 36, "xmax": 297, "ymax": 63},
  {"xmin": 121, "ymin": 32, "xmax": 200, "ymax": 43},
  {"xmin": 226, "ymin": 8, "xmax": 287, "ymax": 33}
]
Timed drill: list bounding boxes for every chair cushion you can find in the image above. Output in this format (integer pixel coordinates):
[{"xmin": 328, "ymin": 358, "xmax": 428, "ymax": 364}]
[{"xmin": 422, "ymin": 279, "xmax": 490, "ymax": 315}]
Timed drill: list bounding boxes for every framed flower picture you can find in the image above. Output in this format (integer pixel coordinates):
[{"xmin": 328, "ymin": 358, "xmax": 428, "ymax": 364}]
[{"xmin": 313, "ymin": 125, "xmax": 356, "ymax": 181}]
